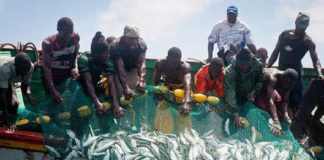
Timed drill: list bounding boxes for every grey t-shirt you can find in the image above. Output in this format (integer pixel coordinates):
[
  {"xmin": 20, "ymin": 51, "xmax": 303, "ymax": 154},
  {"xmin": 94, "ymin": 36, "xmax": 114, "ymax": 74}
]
[{"xmin": 0, "ymin": 56, "xmax": 33, "ymax": 88}]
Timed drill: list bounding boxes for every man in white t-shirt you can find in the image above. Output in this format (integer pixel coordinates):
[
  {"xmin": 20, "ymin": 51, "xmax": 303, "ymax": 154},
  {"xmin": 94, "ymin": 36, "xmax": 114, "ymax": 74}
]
[
  {"xmin": 0, "ymin": 54, "xmax": 38, "ymax": 131},
  {"xmin": 207, "ymin": 6, "xmax": 257, "ymax": 62}
]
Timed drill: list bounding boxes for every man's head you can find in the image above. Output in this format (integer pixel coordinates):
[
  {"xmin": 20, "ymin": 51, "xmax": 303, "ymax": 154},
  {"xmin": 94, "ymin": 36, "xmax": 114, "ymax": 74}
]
[
  {"xmin": 280, "ymin": 68, "xmax": 298, "ymax": 90},
  {"xmin": 123, "ymin": 25, "xmax": 140, "ymax": 50},
  {"xmin": 227, "ymin": 6, "xmax": 238, "ymax": 24},
  {"xmin": 236, "ymin": 48, "xmax": 253, "ymax": 73},
  {"xmin": 223, "ymin": 43, "xmax": 236, "ymax": 65},
  {"xmin": 91, "ymin": 31, "xmax": 109, "ymax": 63},
  {"xmin": 14, "ymin": 53, "xmax": 32, "ymax": 76},
  {"xmin": 256, "ymin": 48, "xmax": 268, "ymax": 66},
  {"xmin": 209, "ymin": 57, "xmax": 224, "ymax": 78},
  {"xmin": 166, "ymin": 47, "xmax": 182, "ymax": 68},
  {"xmin": 57, "ymin": 17, "xmax": 74, "ymax": 40},
  {"xmin": 295, "ymin": 12, "xmax": 310, "ymax": 31},
  {"xmin": 106, "ymin": 36, "xmax": 116, "ymax": 45}
]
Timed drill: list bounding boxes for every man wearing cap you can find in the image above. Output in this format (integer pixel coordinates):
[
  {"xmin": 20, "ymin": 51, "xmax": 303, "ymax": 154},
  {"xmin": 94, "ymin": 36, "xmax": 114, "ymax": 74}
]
[
  {"xmin": 267, "ymin": 12, "xmax": 323, "ymax": 113},
  {"xmin": 208, "ymin": 6, "xmax": 257, "ymax": 62},
  {"xmin": 110, "ymin": 25, "xmax": 147, "ymax": 99},
  {"xmin": 224, "ymin": 48, "xmax": 264, "ymax": 128}
]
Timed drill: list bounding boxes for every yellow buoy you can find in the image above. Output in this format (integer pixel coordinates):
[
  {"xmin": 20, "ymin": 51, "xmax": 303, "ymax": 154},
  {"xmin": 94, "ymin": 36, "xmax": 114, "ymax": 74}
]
[
  {"xmin": 154, "ymin": 86, "xmax": 169, "ymax": 94},
  {"xmin": 193, "ymin": 94, "xmax": 207, "ymax": 102},
  {"xmin": 119, "ymin": 96, "xmax": 133, "ymax": 105},
  {"xmin": 241, "ymin": 117, "xmax": 250, "ymax": 127},
  {"xmin": 174, "ymin": 89, "xmax": 185, "ymax": 98},
  {"xmin": 77, "ymin": 105, "xmax": 92, "ymax": 117},
  {"xmin": 57, "ymin": 112, "xmax": 71, "ymax": 120},
  {"xmin": 102, "ymin": 102, "xmax": 111, "ymax": 111},
  {"xmin": 207, "ymin": 96, "xmax": 220, "ymax": 106},
  {"xmin": 36, "ymin": 116, "xmax": 51, "ymax": 124},
  {"xmin": 311, "ymin": 146, "xmax": 323, "ymax": 153},
  {"xmin": 16, "ymin": 119, "xmax": 29, "ymax": 126}
]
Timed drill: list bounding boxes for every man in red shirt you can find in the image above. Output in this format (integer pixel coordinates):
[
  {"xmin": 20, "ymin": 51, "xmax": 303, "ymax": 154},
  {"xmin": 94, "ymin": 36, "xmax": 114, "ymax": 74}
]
[{"xmin": 194, "ymin": 57, "xmax": 225, "ymax": 98}]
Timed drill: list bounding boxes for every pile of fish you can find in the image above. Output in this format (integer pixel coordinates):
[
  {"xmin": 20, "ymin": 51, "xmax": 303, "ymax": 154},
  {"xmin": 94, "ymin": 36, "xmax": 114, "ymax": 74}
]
[{"xmin": 45, "ymin": 126, "xmax": 312, "ymax": 160}]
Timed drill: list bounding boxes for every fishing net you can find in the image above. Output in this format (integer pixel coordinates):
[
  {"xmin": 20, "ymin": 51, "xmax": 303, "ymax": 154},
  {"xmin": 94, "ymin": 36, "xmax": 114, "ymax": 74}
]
[{"xmin": 31, "ymin": 77, "xmax": 312, "ymax": 159}]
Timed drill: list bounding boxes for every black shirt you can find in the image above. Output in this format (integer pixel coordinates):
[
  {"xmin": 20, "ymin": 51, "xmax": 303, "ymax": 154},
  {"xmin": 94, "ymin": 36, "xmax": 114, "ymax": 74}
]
[{"xmin": 278, "ymin": 30, "xmax": 311, "ymax": 71}]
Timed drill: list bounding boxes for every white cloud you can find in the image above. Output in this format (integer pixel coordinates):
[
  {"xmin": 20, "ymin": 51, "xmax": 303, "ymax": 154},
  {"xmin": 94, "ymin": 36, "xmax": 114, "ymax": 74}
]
[
  {"xmin": 97, "ymin": 0, "xmax": 215, "ymax": 40},
  {"xmin": 275, "ymin": 0, "xmax": 324, "ymax": 44}
]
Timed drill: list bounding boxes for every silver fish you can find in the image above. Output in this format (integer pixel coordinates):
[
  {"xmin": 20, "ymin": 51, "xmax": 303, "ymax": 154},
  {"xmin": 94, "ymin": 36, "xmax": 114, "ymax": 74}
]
[
  {"xmin": 96, "ymin": 141, "xmax": 115, "ymax": 152},
  {"xmin": 83, "ymin": 136, "xmax": 98, "ymax": 147},
  {"xmin": 45, "ymin": 145, "xmax": 61, "ymax": 158},
  {"xmin": 66, "ymin": 129, "xmax": 76, "ymax": 139}
]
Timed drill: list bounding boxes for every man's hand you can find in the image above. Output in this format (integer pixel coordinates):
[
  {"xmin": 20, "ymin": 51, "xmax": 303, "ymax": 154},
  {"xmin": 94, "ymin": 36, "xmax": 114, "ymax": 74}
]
[
  {"xmin": 113, "ymin": 106, "xmax": 125, "ymax": 118},
  {"xmin": 318, "ymin": 75, "xmax": 324, "ymax": 80},
  {"xmin": 72, "ymin": 68, "xmax": 80, "ymax": 80},
  {"xmin": 233, "ymin": 113, "xmax": 245, "ymax": 128},
  {"xmin": 136, "ymin": 81, "xmax": 146, "ymax": 93},
  {"xmin": 124, "ymin": 88, "xmax": 135, "ymax": 100},
  {"xmin": 51, "ymin": 90, "xmax": 63, "ymax": 102},
  {"xmin": 247, "ymin": 90, "xmax": 256, "ymax": 102},
  {"xmin": 181, "ymin": 102, "xmax": 191, "ymax": 115},
  {"xmin": 4, "ymin": 123, "xmax": 16, "ymax": 132},
  {"xmin": 95, "ymin": 102, "xmax": 106, "ymax": 115},
  {"xmin": 28, "ymin": 97, "xmax": 38, "ymax": 106},
  {"xmin": 284, "ymin": 115, "xmax": 292, "ymax": 126},
  {"xmin": 271, "ymin": 121, "xmax": 283, "ymax": 137}
]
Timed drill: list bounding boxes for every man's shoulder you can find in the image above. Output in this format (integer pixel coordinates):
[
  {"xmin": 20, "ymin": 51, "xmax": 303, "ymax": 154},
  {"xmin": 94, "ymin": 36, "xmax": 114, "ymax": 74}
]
[
  {"xmin": 156, "ymin": 59, "xmax": 167, "ymax": 67},
  {"xmin": 0, "ymin": 57, "xmax": 14, "ymax": 81},
  {"xmin": 138, "ymin": 38, "xmax": 147, "ymax": 51}
]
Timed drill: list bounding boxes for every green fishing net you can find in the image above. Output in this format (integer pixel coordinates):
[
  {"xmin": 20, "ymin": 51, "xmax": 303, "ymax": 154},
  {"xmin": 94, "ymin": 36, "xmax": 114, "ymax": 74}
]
[{"xmin": 29, "ymin": 78, "xmax": 312, "ymax": 159}]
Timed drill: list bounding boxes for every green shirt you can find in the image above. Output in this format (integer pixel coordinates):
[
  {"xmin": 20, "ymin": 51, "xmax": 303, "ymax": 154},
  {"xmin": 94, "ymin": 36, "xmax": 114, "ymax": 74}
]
[
  {"xmin": 224, "ymin": 57, "xmax": 264, "ymax": 114},
  {"xmin": 78, "ymin": 55, "xmax": 115, "ymax": 93}
]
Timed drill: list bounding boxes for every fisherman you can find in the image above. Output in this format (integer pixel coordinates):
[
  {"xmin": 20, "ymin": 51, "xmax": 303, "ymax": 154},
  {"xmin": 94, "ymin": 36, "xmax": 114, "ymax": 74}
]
[
  {"xmin": 224, "ymin": 48, "xmax": 264, "ymax": 128},
  {"xmin": 217, "ymin": 43, "xmax": 236, "ymax": 66},
  {"xmin": 267, "ymin": 12, "xmax": 323, "ymax": 113},
  {"xmin": 78, "ymin": 32, "xmax": 125, "ymax": 117},
  {"xmin": 207, "ymin": 5, "xmax": 257, "ymax": 62},
  {"xmin": 110, "ymin": 25, "xmax": 147, "ymax": 99},
  {"xmin": 154, "ymin": 47, "xmax": 192, "ymax": 114},
  {"xmin": 256, "ymin": 48, "xmax": 268, "ymax": 67},
  {"xmin": 41, "ymin": 17, "xmax": 80, "ymax": 102},
  {"xmin": 291, "ymin": 79, "xmax": 324, "ymax": 146},
  {"xmin": 194, "ymin": 57, "xmax": 225, "ymax": 98},
  {"xmin": 0, "ymin": 53, "xmax": 38, "ymax": 131},
  {"xmin": 254, "ymin": 68, "xmax": 298, "ymax": 136}
]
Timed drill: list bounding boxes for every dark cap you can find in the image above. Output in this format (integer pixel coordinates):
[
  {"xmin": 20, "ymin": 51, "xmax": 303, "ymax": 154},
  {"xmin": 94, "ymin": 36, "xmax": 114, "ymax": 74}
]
[
  {"xmin": 236, "ymin": 48, "xmax": 253, "ymax": 63},
  {"xmin": 227, "ymin": 6, "xmax": 238, "ymax": 15}
]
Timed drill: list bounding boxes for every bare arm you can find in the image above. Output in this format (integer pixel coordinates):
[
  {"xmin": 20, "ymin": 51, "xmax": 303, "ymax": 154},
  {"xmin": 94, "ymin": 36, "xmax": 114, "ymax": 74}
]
[
  {"xmin": 42, "ymin": 39, "xmax": 56, "ymax": 95},
  {"xmin": 0, "ymin": 88, "xmax": 9, "ymax": 125},
  {"xmin": 136, "ymin": 53, "xmax": 146, "ymax": 92},
  {"xmin": 72, "ymin": 34, "xmax": 80, "ymax": 80},
  {"xmin": 181, "ymin": 63, "xmax": 192, "ymax": 114},
  {"xmin": 266, "ymin": 76, "xmax": 280, "ymax": 121},
  {"xmin": 153, "ymin": 60, "xmax": 162, "ymax": 86},
  {"xmin": 81, "ymin": 72, "xmax": 101, "ymax": 109},
  {"xmin": 308, "ymin": 40, "xmax": 323, "ymax": 78},
  {"xmin": 208, "ymin": 42, "xmax": 214, "ymax": 62},
  {"xmin": 267, "ymin": 36, "xmax": 282, "ymax": 68},
  {"xmin": 247, "ymin": 44, "xmax": 257, "ymax": 55},
  {"xmin": 115, "ymin": 57, "xmax": 134, "ymax": 99}
]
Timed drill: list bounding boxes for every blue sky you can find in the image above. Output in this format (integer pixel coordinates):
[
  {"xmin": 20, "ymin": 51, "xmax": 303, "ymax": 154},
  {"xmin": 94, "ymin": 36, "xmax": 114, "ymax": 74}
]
[{"xmin": 0, "ymin": 0, "xmax": 323, "ymax": 67}]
